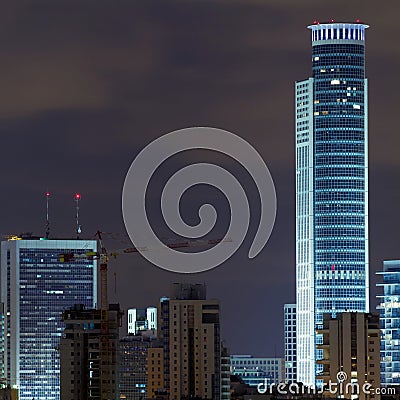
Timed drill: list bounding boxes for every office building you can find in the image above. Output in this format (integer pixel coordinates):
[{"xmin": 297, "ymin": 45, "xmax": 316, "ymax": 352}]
[
  {"xmin": 295, "ymin": 22, "xmax": 370, "ymax": 386},
  {"xmin": 158, "ymin": 283, "xmax": 228, "ymax": 400},
  {"xmin": 230, "ymin": 355, "xmax": 284, "ymax": 387},
  {"xmin": 60, "ymin": 303, "xmax": 123, "ymax": 400},
  {"xmin": 316, "ymin": 312, "xmax": 380, "ymax": 400},
  {"xmin": 127, "ymin": 307, "xmax": 157, "ymax": 335},
  {"xmin": 377, "ymin": 260, "xmax": 400, "ymax": 386},
  {"xmin": 284, "ymin": 303, "xmax": 297, "ymax": 383},
  {"xmin": 119, "ymin": 333, "xmax": 161, "ymax": 400},
  {"xmin": 0, "ymin": 237, "xmax": 97, "ymax": 400}
]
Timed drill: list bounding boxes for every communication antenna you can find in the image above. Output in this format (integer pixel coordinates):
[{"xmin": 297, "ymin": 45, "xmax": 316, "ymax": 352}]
[
  {"xmin": 45, "ymin": 191, "xmax": 50, "ymax": 239},
  {"xmin": 75, "ymin": 193, "xmax": 82, "ymax": 239}
]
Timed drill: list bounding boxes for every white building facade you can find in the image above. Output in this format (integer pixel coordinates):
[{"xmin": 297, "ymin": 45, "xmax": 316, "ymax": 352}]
[{"xmin": 127, "ymin": 307, "xmax": 157, "ymax": 335}]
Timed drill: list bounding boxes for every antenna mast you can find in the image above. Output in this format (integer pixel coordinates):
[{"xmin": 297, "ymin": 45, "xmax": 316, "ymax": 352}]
[
  {"xmin": 75, "ymin": 193, "xmax": 82, "ymax": 239},
  {"xmin": 45, "ymin": 191, "xmax": 50, "ymax": 239}
]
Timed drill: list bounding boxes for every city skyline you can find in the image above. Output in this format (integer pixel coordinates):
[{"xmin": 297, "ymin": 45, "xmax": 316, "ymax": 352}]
[{"xmin": 0, "ymin": 1, "xmax": 399, "ymax": 359}]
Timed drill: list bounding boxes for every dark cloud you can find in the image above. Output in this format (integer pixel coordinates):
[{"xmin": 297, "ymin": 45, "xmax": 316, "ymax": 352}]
[{"xmin": 0, "ymin": 0, "xmax": 399, "ymax": 356}]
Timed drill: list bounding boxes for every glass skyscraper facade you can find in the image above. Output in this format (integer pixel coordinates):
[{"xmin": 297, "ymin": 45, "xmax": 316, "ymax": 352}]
[
  {"xmin": 295, "ymin": 22, "xmax": 369, "ymax": 386},
  {"xmin": 0, "ymin": 238, "xmax": 97, "ymax": 400},
  {"xmin": 284, "ymin": 303, "xmax": 296, "ymax": 384},
  {"xmin": 377, "ymin": 260, "xmax": 400, "ymax": 386}
]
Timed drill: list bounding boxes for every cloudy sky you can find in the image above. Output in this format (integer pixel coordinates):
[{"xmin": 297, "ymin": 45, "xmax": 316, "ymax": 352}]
[{"xmin": 1, "ymin": 0, "xmax": 400, "ymax": 356}]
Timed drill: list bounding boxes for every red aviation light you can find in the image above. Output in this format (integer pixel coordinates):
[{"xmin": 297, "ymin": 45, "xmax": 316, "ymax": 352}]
[{"xmin": 75, "ymin": 193, "xmax": 81, "ymax": 200}]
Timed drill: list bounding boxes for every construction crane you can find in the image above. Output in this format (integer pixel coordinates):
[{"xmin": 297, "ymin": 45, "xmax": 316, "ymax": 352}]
[{"xmin": 60, "ymin": 232, "xmax": 231, "ymax": 400}]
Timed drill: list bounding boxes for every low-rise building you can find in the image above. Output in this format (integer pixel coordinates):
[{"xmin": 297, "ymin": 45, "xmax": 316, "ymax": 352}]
[{"xmin": 231, "ymin": 355, "xmax": 285, "ymax": 387}]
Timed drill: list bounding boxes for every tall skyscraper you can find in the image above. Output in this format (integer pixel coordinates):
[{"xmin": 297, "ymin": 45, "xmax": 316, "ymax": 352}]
[
  {"xmin": 295, "ymin": 22, "xmax": 369, "ymax": 386},
  {"xmin": 0, "ymin": 237, "xmax": 97, "ymax": 400},
  {"xmin": 377, "ymin": 259, "xmax": 400, "ymax": 386},
  {"xmin": 284, "ymin": 303, "xmax": 297, "ymax": 383}
]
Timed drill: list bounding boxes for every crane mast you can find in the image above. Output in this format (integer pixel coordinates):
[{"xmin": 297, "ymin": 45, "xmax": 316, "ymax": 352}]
[{"xmin": 96, "ymin": 231, "xmax": 110, "ymax": 400}]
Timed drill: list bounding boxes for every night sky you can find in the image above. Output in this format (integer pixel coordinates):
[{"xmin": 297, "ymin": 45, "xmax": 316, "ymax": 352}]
[{"xmin": 1, "ymin": 1, "xmax": 400, "ymax": 357}]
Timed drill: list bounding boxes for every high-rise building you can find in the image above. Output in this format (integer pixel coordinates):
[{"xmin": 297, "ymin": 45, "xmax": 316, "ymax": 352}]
[
  {"xmin": 230, "ymin": 355, "xmax": 285, "ymax": 387},
  {"xmin": 158, "ymin": 296, "xmax": 170, "ymax": 395},
  {"xmin": 220, "ymin": 347, "xmax": 231, "ymax": 400},
  {"xmin": 295, "ymin": 22, "xmax": 370, "ymax": 386},
  {"xmin": 60, "ymin": 303, "xmax": 123, "ymax": 400},
  {"xmin": 147, "ymin": 347, "xmax": 165, "ymax": 399},
  {"xmin": 0, "ymin": 237, "xmax": 97, "ymax": 400},
  {"xmin": 284, "ymin": 303, "xmax": 297, "ymax": 383},
  {"xmin": 127, "ymin": 307, "xmax": 157, "ymax": 335},
  {"xmin": 377, "ymin": 259, "xmax": 400, "ymax": 386},
  {"xmin": 158, "ymin": 283, "xmax": 228, "ymax": 400},
  {"xmin": 119, "ymin": 333, "xmax": 160, "ymax": 400},
  {"xmin": 0, "ymin": 303, "xmax": 5, "ymax": 387},
  {"xmin": 316, "ymin": 312, "xmax": 380, "ymax": 400}
]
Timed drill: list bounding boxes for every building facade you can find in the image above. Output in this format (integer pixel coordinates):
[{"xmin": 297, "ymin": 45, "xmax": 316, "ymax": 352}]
[
  {"xmin": 295, "ymin": 22, "xmax": 369, "ymax": 386},
  {"xmin": 0, "ymin": 238, "xmax": 97, "ymax": 400},
  {"xmin": 127, "ymin": 307, "xmax": 157, "ymax": 335},
  {"xmin": 119, "ymin": 334, "xmax": 160, "ymax": 400},
  {"xmin": 158, "ymin": 283, "xmax": 228, "ymax": 400},
  {"xmin": 0, "ymin": 303, "xmax": 5, "ymax": 387},
  {"xmin": 220, "ymin": 347, "xmax": 231, "ymax": 400},
  {"xmin": 316, "ymin": 312, "xmax": 380, "ymax": 400},
  {"xmin": 60, "ymin": 303, "xmax": 123, "ymax": 400},
  {"xmin": 147, "ymin": 347, "xmax": 165, "ymax": 399},
  {"xmin": 230, "ymin": 355, "xmax": 284, "ymax": 387},
  {"xmin": 158, "ymin": 296, "xmax": 170, "ymax": 396},
  {"xmin": 377, "ymin": 259, "xmax": 400, "ymax": 386},
  {"xmin": 284, "ymin": 304, "xmax": 297, "ymax": 383}
]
